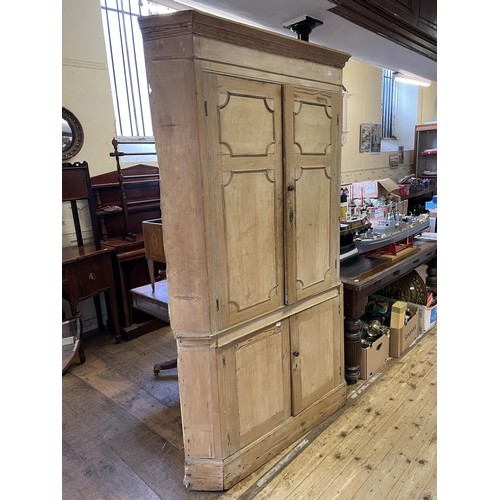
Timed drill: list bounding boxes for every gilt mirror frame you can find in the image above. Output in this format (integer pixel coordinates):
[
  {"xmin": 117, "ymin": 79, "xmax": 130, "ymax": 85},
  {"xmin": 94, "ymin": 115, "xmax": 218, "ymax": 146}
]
[{"xmin": 62, "ymin": 107, "xmax": 84, "ymax": 160}]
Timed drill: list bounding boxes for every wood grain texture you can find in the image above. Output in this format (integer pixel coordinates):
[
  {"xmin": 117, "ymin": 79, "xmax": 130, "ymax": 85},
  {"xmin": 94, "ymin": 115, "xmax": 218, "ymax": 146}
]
[
  {"xmin": 206, "ymin": 74, "xmax": 285, "ymax": 328},
  {"xmin": 284, "ymin": 86, "xmax": 342, "ymax": 303},
  {"xmin": 221, "ymin": 326, "xmax": 437, "ymax": 499},
  {"xmin": 62, "ymin": 325, "xmax": 436, "ymax": 498},
  {"xmin": 139, "ymin": 10, "xmax": 350, "ymax": 68},
  {"xmin": 139, "ymin": 11, "xmax": 349, "ymax": 490},
  {"xmin": 290, "ymin": 297, "xmax": 342, "ymax": 414}
]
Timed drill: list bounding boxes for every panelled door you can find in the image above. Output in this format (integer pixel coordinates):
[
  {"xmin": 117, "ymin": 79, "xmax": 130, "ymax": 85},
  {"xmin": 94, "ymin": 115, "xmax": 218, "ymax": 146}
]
[
  {"xmin": 284, "ymin": 85, "xmax": 341, "ymax": 303},
  {"xmin": 205, "ymin": 75, "xmax": 342, "ymax": 329},
  {"xmin": 216, "ymin": 321, "xmax": 291, "ymax": 454},
  {"xmin": 290, "ymin": 296, "xmax": 343, "ymax": 414},
  {"xmin": 205, "ymin": 73, "xmax": 285, "ymax": 328}
]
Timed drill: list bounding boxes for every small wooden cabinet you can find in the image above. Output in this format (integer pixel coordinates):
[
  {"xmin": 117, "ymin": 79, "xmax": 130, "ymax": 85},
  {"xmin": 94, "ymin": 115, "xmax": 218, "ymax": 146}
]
[
  {"xmin": 414, "ymin": 122, "xmax": 437, "ymax": 178},
  {"xmin": 139, "ymin": 10, "xmax": 350, "ymax": 491},
  {"xmin": 62, "ymin": 245, "xmax": 121, "ymax": 343}
]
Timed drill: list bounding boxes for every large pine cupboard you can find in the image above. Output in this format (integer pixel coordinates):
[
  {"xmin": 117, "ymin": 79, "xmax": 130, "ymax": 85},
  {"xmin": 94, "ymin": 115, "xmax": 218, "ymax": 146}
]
[{"xmin": 139, "ymin": 10, "xmax": 351, "ymax": 491}]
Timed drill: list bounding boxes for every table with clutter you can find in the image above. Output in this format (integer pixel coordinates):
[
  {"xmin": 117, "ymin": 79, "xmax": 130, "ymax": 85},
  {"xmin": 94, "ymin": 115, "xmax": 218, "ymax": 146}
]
[{"xmin": 340, "ymin": 239, "xmax": 437, "ymax": 384}]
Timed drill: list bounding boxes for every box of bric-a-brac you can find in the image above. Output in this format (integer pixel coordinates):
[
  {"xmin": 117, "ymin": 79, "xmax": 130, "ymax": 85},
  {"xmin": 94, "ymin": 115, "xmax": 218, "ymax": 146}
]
[
  {"xmin": 389, "ymin": 301, "xmax": 419, "ymax": 357},
  {"xmin": 408, "ymin": 299, "xmax": 437, "ymax": 334}
]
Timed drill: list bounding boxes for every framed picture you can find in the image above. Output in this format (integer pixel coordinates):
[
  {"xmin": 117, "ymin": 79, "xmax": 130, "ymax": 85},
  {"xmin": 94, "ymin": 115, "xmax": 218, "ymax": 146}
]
[
  {"xmin": 398, "ymin": 145, "xmax": 405, "ymax": 164},
  {"xmin": 371, "ymin": 123, "xmax": 381, "ymax": 153},
  {"xmin": 389, "ymin": 153, "xmax": 399, "ymax": 168},
  {"xmin": 360, "ymin": 123, "xmax": 371, "ymax": 152}
]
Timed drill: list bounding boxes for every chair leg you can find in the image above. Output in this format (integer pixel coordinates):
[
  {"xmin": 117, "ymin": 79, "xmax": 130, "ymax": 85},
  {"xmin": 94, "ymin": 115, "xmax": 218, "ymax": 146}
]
[{"xmin": 154, "ymin": 359, "xmax": 177, "ymax": 375}]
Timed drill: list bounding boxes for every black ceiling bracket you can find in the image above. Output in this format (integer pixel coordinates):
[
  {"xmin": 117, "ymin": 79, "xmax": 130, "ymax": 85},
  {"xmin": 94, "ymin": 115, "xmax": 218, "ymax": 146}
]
[{"xmin": 283, "ymin": 15, "xmax": 324, "ymax": 42}]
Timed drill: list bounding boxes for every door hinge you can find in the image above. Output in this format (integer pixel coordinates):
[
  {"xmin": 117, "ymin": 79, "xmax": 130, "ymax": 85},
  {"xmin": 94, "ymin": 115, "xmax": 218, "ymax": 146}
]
[
  {"xmin": 337, "ymin": 114, "xmax": 339, "ymax": 126},
  {"xmin": 289, "ymin": 207, "xmax": 294, "ymax": 226},
  {"xmin": 216, "ymin": 298, "xmax": 220, "ymax": 311},
  {"xmin": 204, "ymin": 101, "xmax": 208, "ymax": 116}
]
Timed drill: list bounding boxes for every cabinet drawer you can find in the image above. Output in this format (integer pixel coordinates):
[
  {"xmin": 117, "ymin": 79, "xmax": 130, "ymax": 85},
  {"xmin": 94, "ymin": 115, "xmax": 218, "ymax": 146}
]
[{"xmin": 64, "ymin": 253, "xmax": 114, "ymax": 300}]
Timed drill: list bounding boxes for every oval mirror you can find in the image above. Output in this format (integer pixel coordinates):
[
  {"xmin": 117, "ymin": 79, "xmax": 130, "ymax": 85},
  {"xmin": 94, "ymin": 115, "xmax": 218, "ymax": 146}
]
[{"xmin": 62, "ymin": 107, "xmax": 84, "ymax": 160}]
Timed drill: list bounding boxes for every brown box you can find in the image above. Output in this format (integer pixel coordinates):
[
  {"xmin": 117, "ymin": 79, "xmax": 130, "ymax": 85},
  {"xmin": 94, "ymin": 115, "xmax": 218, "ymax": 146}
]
[
  {"xmin": 359, "ymin": 333, "xmax": 390, "ymax": 380},
  {"xmin": 389, "ymin": 303, "xmax": 419, "ymax": 357},
  {"xmin": 351, "ymin": 178, "xmax": 400, "ymax": 199}
]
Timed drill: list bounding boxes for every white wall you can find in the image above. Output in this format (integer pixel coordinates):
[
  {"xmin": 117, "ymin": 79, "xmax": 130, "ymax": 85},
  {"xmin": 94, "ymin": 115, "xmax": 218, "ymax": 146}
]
[
  {"xmin": 341, "ymin": 58, "xmax": 437, "ymax": 184},
  {"xmin": 395, "ymin": 83, "xmax": 418, "ymax": 148},
  {"xmin": 62, "ymin": 0, "xmax": 117, "ymax": 176}
]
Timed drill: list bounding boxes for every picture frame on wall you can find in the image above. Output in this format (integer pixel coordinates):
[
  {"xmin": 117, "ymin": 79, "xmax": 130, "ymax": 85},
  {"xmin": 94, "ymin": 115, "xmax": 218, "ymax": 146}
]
[
  {"xmin": 371, "ymin": 123, "xmax": 381, "ymax": 153},
  {"xmin": 398, "ymin": 145, "xmax": 405, "ymax": 164},
  {"xmin": 360, "ymin": 123, "xmax": 371, "ymax": 152}
]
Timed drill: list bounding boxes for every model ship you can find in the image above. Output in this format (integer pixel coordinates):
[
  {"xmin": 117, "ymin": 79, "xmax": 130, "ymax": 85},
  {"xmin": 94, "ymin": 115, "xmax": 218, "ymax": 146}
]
[
  {"xmin": 339, "ymin": 206, "xmax": 371, "ymax": 261},
  {"xmin": 353, "ymin": 210, "xmax": 430, "ymax": 255}
]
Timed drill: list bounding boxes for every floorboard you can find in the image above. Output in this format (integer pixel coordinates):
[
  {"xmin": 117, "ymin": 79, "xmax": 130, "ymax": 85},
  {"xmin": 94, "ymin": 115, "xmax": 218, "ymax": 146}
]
[{"xmin": 63, "ymin": 321, "xmax": 437, "ymax": 499}]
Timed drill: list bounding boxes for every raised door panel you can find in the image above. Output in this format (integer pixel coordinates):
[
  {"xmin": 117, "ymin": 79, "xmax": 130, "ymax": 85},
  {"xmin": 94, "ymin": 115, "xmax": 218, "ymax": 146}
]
[
  {"xmin": 205, "ymin": 74, "xmax": 284, "ymax": 328},
  {"xmin": 217, "ymin": 321, "xmax": 291, "ymax": 454},
  {"xmin": 290, "ymin": 296, "xmax": 343, "ymax": 415},
  {"xmin": 284, "ymin": 86, "xmax": 341, "ymax": 303}
]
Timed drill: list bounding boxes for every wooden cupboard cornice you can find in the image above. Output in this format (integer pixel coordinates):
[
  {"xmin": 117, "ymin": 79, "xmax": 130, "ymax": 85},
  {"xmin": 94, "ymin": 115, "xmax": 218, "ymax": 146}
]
[{"xmin": 139, "ymin": 10, "xmax": 351, "ymax": 69}]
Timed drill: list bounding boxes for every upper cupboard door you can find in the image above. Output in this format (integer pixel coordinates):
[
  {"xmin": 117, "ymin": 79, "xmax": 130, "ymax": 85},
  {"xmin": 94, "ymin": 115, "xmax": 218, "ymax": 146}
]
[
  {"xmin": 205, "ymin": 74, "xmax": 284, "ymax": 328},
  {"xmin": 284, "ymin": 86, "xmax": 341, "ymax": 303}
]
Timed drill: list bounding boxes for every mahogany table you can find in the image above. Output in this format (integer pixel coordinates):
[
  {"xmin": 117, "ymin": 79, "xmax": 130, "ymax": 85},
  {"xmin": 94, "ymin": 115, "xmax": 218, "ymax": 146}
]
[
  {"xmin": 62, "ymin": 244, "xmax": 121, "ymax": 343},
  {"xmin": 340, "ymin": 239, "xmax": 437, "ymax": 384}
]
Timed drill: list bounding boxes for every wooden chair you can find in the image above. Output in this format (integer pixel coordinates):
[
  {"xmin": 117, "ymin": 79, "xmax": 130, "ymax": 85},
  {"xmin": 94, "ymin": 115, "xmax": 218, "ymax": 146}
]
[{"xmin": 62, "ymin": 161, "xmax": 122, "ymax": 344}]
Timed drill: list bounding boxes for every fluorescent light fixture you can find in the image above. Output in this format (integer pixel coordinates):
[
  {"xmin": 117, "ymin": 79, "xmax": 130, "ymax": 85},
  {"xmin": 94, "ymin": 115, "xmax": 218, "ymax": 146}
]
[{"xmin": 393, "ymin": 72, "xmax": 431, "ymax": 87}]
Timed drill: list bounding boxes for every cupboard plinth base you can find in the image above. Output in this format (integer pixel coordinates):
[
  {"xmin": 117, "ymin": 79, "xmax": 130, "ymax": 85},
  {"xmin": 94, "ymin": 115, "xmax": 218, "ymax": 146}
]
[{"xmin": 183, "ymin": 382, "xmax": 346, "ymax": 491}]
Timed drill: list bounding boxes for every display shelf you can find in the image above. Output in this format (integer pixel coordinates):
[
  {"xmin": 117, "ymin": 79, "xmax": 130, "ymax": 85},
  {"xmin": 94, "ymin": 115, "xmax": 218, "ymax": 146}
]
[{"xmin": 414, "ymin": 123, "xmax": 437, "ymax": 178}]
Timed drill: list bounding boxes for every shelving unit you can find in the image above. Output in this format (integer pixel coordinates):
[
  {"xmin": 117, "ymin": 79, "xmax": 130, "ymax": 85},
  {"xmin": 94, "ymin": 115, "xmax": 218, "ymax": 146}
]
[{"xmin": 414, "ymin": 122, "xmax": 437, "ymax": 178}]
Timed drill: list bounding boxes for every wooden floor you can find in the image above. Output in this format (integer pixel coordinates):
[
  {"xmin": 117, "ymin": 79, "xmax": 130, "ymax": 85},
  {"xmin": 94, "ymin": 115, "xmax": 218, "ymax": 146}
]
[{"xmin": 62, "ymin": 321, "xmax": 437, "ymax": 499}]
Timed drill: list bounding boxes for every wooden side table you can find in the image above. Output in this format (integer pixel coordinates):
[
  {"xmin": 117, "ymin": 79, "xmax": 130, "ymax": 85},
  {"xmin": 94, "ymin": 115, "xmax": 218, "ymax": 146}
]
[{"xmin": 62, "ymin": 244, "xmax": 121, "ymax": 343}]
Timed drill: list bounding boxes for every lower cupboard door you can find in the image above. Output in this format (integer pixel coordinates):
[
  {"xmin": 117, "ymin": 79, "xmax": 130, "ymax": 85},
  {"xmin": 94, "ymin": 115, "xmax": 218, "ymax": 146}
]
[
  {"xmin": 290, "ymin": 296, "xmax": 343, "ymax": 415},
  {"xmin": 218, "ymin": 321, "xmax": 291, "ymax": 454}
]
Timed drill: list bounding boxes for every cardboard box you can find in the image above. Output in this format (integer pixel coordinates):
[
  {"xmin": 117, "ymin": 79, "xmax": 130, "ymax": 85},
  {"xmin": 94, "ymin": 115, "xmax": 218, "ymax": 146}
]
[
  {"xmin": 389, "ymin": 303, "xmax": 419, "ymax": 357},
  {"xmin": 409, "ymin": 301, "xmax": 437, "ymax": 333},
  {"xmin": 359, "ymin": 333, "xmax": 390, "ymax": 380},
  {"xmin": 351, "ymin": 178, "xmax": 400, "ymax": 200}
]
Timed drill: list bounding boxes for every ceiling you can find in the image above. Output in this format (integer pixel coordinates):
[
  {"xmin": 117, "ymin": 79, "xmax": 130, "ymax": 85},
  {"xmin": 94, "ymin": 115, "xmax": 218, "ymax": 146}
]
[{"xmin": 158, "ymin": 0, "xmax": 437, "ymax": 82}]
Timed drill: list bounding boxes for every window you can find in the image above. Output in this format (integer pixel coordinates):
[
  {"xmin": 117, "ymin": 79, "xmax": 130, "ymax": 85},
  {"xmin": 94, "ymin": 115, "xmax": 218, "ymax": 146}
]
[
  {"xmin": 380, "ymin": 69, "xmax": 418, "ymax": 152},
  {"xmin": 100, "ymin": 0, "xmax": 175, "ymax": 138},
  {"xmin": 381, "ymin": 69, "xmax": 396, "ymax": 139}
]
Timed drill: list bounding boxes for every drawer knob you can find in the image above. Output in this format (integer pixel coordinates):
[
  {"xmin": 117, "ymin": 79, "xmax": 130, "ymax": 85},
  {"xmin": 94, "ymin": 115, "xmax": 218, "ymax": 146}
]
[{"xmin": 88, "ymin": 272, "xmax": 97, "ymax": 280}]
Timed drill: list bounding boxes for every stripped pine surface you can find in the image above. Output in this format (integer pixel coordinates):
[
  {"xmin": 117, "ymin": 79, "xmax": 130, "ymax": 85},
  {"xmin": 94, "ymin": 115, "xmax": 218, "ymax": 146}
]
[
  {"xmin": 63, "ymin": 323, "xmax": 437, "ymax": 499},
  {"xmin": 221, "ymin": 326, "xmax": 437, "ymax": 500}
]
